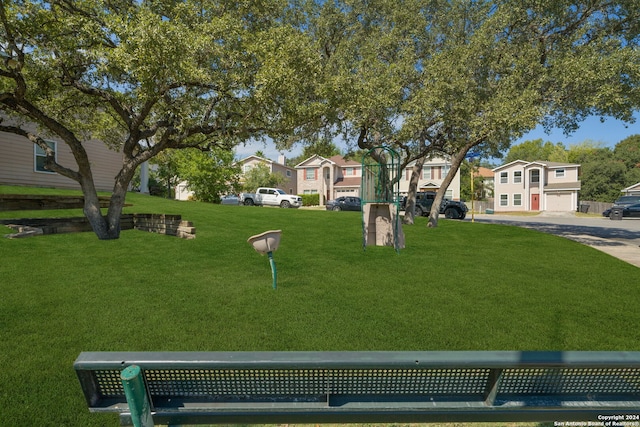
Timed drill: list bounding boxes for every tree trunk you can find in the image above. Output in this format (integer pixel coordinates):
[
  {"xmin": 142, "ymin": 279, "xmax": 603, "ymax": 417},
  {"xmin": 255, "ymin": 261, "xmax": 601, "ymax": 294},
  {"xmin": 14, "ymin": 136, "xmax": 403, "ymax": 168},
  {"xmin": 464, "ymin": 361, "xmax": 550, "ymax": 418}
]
[
  {"xmin": 402, "ymin": 156, "xmax": 426, "ymax": 225},
  {"xmin": 80, "ymin": 159, "xmax": 137, "ymax": 240},
  {"xmin": 427, "ymin": 146, "xmax": 471, "ymax": 228}
]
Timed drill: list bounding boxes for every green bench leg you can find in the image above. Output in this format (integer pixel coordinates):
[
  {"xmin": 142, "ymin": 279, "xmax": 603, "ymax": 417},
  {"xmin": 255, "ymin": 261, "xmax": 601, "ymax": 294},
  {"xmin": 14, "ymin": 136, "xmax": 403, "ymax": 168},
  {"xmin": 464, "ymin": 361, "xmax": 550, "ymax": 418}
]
[{"xmin": 121, "ymin": 365, "xmax": 154, "ymax": 427}]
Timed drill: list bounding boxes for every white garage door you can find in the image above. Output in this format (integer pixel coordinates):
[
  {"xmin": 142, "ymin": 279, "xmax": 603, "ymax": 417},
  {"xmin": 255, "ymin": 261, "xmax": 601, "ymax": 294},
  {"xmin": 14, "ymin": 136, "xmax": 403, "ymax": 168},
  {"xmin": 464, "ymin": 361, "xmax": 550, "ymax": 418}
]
[{"xmin": 546, "ymin": 192, "xmax": 573, "ymax": 211}]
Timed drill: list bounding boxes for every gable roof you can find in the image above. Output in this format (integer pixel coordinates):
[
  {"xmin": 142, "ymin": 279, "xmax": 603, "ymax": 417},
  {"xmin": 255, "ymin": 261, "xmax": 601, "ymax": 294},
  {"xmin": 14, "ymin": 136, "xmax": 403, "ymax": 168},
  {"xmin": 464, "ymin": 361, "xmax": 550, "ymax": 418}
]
[
  {"xmin": 329, "ymin": 155, "xmax": 360, "ymax": 167},
  {"xmin": 237, "ymin": 155, "xmax": 273, "ymax": 165},
  {"xmin": 334, "ymin": 177, "xmax": 361, "ymax": 188},
  {"xmin": 493, "ymin": 159, "xmax": 579, "ymax": 172},
  {"xmin": 294, "ymin": 154, "xmax": 331, "ymax": 168},
  {"xmin": 492, "ymin": 160, "xmax": 529, "ymax": 172},
  {"xmin": 622, "ymin": 182, "xmax": 640, "ymax": 193}
]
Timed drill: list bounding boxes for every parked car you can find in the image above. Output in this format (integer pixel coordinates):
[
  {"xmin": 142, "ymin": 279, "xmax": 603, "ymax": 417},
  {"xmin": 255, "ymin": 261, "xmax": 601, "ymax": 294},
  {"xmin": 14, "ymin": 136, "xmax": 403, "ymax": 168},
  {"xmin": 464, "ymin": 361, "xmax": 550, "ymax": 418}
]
[
  {"xmin": 326, "ymin": 196, "xmax": 361, "ymax": 211},
  {"xmin": 602, "ymin": 195, "xmax": 640, "ymax": 216},
  {"xmin": 402, "ymin": 192, "xmax": 468, "ymax": 219},
  {"xmin": 239, "ymin": 187, "xmax": 303, "ymax": 208},
  {"xmin": 220, "ymin": 194, "xmax": 240, "ymax": 205},
  {"xmin": 607, "ymin": 202, "xmax": 640, "ymax": 218}
]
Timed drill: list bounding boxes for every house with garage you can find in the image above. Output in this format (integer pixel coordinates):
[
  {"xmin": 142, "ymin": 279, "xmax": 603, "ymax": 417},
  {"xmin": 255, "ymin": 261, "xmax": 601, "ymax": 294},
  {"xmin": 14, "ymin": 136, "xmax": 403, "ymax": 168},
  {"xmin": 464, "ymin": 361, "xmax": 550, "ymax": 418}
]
[
  {"xmin": 296, "ymin": 154, "xmax": 462, "ymax": 206},
  {"xmin": 492, "ymin": 160, "xmax": 581, "ymax": 213},
  {"xmin": 0, "ymin": 126, "xmax": 122, "ymax": 192},
  {"xmin": 295, "ymin": 155, "xmax": 361, "ymax": 205}
]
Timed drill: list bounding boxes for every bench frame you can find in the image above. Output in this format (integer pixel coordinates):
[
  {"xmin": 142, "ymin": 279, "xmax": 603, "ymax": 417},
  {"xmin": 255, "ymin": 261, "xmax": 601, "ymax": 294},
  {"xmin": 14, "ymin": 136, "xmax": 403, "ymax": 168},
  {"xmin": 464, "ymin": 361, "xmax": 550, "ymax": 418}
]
[{"xmin": 74, "ymin": 351, "xmax": 640, "ymax": 426}]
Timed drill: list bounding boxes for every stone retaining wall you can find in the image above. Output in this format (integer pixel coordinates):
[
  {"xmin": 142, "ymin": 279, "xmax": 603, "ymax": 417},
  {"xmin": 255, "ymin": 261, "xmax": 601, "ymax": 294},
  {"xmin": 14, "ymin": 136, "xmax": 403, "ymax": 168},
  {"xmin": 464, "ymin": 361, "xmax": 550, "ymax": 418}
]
[{"xmin": 2, "ymin": 214, "xmax": 195, "ymax": 239}]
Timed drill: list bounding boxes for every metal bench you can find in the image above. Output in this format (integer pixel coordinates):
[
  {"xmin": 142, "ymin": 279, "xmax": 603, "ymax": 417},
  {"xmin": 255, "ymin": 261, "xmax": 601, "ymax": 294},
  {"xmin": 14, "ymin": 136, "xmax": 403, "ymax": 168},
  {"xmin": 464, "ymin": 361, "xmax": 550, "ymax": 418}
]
[{"xmin": 74, "ymin": 351, "xmax": 640, "ymax": 426}]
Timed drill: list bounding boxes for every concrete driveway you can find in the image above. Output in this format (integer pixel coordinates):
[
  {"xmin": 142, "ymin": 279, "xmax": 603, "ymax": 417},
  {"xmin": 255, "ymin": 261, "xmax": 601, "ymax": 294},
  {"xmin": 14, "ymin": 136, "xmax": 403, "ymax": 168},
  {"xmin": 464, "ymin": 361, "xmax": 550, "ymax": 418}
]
[{"xmin": 468, "ymin": 212, "xmax": 640, "ymax": 268}]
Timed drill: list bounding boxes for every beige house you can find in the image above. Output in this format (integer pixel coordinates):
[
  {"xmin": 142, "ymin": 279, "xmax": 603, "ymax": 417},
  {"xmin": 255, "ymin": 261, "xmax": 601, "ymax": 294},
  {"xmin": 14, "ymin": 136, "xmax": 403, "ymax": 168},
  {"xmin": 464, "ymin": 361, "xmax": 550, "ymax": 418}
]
[
  {"xmin": 237, "ymin": 155, "xmax": 297, "ymax": 194},
  {"xmin": 492, "ymin": 160, "xmax": 581, "ymax": 212},
  {"xmin": 0, "ymin": 128, "xmax": 122, "ymax": 191},
  {"xmin": 175, "ymin": 154, "xmax": 297, "ymax": 201},
  {"xmin": 296, "ymin": 154, "xmax": 463, "ymax": 205},
  {"xmin": 295, "ymin": 155, "xmax": 361, "ymax": 205},
  {"xmin": 399, "ymin": 156, "xmax": 462, "ymax": 200}
]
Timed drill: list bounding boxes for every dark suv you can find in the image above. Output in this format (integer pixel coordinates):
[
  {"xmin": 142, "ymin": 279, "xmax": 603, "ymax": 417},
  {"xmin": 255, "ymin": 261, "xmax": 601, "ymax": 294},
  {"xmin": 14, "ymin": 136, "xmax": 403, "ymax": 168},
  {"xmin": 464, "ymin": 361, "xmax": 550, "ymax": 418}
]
[
  {"xmin": 401, "ymin": 191, "xmax": 468, "ymax": 219},
  {"xmin": 602, "ymin": 195, "xmax": 640, "ymax": 217}
]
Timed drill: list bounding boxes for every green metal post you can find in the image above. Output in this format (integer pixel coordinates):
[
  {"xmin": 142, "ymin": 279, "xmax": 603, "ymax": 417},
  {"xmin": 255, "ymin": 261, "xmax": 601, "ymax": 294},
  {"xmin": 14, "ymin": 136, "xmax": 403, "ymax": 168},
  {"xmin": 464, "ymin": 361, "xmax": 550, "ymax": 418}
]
[
  {"xmin": 121, "ymin": 365, "xmax": 154, "ymax": 427},
  {"xmin": 267, "ymin": 251, "xmax": 277, "ymax": 289}
]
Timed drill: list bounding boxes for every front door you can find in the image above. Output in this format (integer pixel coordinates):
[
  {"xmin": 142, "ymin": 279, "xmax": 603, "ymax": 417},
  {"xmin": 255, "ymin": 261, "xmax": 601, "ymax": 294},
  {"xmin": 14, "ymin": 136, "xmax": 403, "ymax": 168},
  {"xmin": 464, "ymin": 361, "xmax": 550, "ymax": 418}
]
[{"xmin": 531, "ymin": 194, "xmax": 540, "ymax": 210}]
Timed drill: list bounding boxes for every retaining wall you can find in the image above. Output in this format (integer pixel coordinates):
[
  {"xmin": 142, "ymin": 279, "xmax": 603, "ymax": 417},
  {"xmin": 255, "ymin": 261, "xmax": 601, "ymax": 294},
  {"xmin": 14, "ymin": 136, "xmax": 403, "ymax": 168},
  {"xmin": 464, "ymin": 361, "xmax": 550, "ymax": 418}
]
[{"xmin": 2, "ymin": 214, "xmax": 195, "ymax": 239}]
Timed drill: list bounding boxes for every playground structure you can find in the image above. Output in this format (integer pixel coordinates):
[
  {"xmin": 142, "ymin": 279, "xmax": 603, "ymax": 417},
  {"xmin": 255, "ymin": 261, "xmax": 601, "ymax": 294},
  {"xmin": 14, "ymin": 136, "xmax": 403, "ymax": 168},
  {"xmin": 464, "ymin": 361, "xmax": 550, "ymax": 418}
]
[{"xmin": 361, "ymin": 146, "xmax": 404, "ymax": 252}]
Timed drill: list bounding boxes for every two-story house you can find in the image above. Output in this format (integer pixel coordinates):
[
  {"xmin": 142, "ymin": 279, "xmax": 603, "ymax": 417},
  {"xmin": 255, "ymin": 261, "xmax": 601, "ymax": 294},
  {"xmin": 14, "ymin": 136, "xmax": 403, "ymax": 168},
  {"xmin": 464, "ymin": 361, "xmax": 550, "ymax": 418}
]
[
  {"xmin": 237, "ymin": 155, "xmax": 297, "ymax": 194},
  {"xmin": 492, "ymin": 160, "xmax": 581, "ymax": 212},
  {"xmin": 295, "ymin": 155, "xmax": 361, "ymax": 204},
  {"xmin": 296, "ymin": 154, "xmax": 462, "ymax": 205},
  {"xmin": 399, "ymin": 156, "xmax": 462, "ymax": 200}
]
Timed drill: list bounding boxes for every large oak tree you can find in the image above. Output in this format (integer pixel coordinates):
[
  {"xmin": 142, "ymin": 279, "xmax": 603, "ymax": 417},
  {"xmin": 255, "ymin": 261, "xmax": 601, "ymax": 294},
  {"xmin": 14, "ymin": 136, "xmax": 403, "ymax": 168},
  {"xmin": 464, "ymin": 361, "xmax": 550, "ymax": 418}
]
[
  {"xmin": 307, "ymin": 0, "xmax": 640, "ymax": 226},
  {"xmin": 0, "ymin": 0, "xmax": 320, "ymax": 239}
]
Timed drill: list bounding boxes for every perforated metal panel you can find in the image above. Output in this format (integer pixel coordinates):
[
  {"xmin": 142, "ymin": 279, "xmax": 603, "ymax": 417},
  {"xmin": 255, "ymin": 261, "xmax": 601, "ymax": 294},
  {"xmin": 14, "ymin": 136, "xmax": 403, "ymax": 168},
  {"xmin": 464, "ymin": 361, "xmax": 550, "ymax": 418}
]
[
  {"xmin": 90, "ymin": 368, "xmax": 493, "ymax": 400},
  {"xmin": 94, "ymin": 369, "xmax": 125, "ymax": 397},
  {"xmin": 499, "ymin": 367, "xmax": 640, "ymax": 395}
]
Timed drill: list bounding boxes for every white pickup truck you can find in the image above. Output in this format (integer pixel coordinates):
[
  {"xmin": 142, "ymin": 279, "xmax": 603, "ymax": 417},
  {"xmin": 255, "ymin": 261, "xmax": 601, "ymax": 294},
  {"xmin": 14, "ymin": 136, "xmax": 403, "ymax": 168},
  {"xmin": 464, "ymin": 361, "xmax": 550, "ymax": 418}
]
[{"xmin": 239, "ymin": 187, "xmax": 303, "ymax": 208}]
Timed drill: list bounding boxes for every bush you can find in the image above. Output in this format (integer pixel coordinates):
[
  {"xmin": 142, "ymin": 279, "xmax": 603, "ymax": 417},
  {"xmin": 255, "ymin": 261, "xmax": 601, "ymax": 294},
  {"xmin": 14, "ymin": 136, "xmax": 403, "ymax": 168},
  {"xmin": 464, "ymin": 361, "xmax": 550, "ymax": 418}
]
[{"xmin": 301, "ymin": 193, "xmax": 319, "ymax": 206}]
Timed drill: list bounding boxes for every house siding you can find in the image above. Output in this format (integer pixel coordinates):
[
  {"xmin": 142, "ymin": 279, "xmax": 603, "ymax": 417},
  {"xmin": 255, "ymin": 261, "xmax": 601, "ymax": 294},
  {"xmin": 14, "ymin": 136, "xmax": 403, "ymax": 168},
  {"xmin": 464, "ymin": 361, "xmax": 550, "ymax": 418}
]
[
  {"xmin": 399, "ymin": 156, "xmax": 462, "ymax": 200},
  {"xmin": 234, "ymin": 156, "xmax": 297, "ymax": 197},
  {"xmin": 493, "ymin": 160, "xmax": 581, "ymax": 212},
  {"xmin": 0, "ymin": 130, "xmax": 121, "ymax": 191},
  {"xmin": 295, "ymin": 154, "xmax": 462, "ymax": 205}
]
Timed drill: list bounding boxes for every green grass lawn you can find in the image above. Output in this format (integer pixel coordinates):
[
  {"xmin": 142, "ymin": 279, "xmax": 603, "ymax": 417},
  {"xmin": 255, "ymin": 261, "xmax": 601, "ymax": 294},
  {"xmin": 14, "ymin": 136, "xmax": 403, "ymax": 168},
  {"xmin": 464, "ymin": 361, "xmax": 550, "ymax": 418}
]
[{"xmin": 1, "ymin": 187, "xmax": 639, "ymax": 426}]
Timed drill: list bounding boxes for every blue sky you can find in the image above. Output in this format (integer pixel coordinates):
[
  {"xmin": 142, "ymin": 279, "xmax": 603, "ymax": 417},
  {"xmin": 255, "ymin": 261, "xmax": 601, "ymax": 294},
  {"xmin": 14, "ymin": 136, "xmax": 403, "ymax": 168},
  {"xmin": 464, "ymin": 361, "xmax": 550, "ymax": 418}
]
[{"xmin": 235, "ymin": 113, "xmax": 640, "ymax": 163}]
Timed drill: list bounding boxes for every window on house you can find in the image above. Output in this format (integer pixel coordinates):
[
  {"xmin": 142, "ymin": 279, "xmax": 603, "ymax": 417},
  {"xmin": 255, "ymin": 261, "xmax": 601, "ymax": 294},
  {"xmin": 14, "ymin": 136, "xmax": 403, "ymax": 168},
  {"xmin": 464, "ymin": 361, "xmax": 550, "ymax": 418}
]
[
  {"xmin": 35, "ymin": 141, "xmax": 56, "ymax": 173},
  {"xmin": 513, "ymin": 194, "xmax": 522, "ymax": 206},
  {"xmin": 345, "ymin": 167, "xmax": 354, "ymax": 176},
  {"xmin": 500, "ymin": 194, "xmax": 508, "ymax": 206},
  {"xmin": 243, "ymin": 164, "xmax": 253, "ymax": 173},
  {"xmin": 432, "ymin": 166, "xmax": 442, "ymax": 180},
  {"xmin": 423, "ymin": 167, "xmax": 431, "ymax": 180},
  {"xmin": 286, "ymin": 170, "xmax": 291, "ymax": 177},
  {"xmin": 500, "ymin": 172, "xmax": 508, "ymax": 184},
  {"xmin": 305, "ymin": 168, "xmax": 315, "ymax": 180},
  {"xmin": 531, "ymin": 169, "xmax": 540, "ymax": 183},
  {"xmin": 513, "ymin": 171, "xmax": 522, "ymax": 184},
  {"xmin": 555, "ymin": 168, "xmax": 565, "ymax": 178},
  {"xmin": 445, "ymin": 189, "xmax": 453, "ymax": 199}
]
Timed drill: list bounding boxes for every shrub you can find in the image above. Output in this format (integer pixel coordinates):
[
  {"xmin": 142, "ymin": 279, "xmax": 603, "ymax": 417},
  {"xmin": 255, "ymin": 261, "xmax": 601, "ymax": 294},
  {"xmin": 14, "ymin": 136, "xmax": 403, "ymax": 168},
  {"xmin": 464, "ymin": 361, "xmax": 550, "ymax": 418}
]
[{"xmin": 301, "ymin": 193, "xmax": 320, "ymax": 206}]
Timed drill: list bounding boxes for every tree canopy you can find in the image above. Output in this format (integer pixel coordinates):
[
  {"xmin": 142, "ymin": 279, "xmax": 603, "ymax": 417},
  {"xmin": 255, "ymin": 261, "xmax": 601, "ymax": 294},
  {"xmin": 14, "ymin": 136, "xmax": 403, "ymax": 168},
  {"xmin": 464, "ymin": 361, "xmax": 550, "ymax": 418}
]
[
  {"xmin": 0, "ymin": 0, "xmax": 319, "ymax": 238},
  {"xmin": 2, "ymin": 0, "xmax": 640, "ymax": 237},
  {"xmin": 305, "ymin": 0, "xmax": 640, "ymax": 225}
]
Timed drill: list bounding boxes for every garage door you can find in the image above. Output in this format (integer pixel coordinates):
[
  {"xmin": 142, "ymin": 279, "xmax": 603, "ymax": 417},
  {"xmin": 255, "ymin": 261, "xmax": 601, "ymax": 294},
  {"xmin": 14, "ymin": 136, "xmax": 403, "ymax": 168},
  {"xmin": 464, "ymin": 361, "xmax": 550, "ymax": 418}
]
[{"xmin": 546, "ymin": 192, "xmax": 572, "ymax": 211}]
